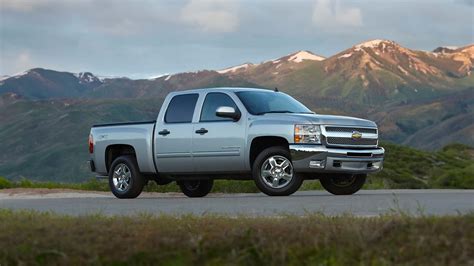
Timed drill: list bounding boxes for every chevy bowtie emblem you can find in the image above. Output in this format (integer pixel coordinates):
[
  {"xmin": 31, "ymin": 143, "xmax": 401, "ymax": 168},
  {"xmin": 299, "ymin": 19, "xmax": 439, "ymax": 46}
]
[{"xmin": 351, "ymin": 131, "xmax": 362, "ymax": 140}]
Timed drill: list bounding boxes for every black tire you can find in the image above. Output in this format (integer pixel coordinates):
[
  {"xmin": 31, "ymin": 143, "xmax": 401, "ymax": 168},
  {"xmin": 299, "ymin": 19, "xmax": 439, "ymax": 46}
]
[
  {"xmin": 320, "ymin": 174, "xmax": 366, "ymax": 195},
  {"xmin": 108, "ymin": 155, "xmax": 145, "ymax": 199},
  {"xmin": 177, "ymin": 180, "xmax": 213, "ymax": 198},
  {"xmin": 252, "ymin": 147, "xmax": 303, "ymax": 196},
  {"xmin": 154, "ymin": 176, "xmax": 173, "ymax": 186}
]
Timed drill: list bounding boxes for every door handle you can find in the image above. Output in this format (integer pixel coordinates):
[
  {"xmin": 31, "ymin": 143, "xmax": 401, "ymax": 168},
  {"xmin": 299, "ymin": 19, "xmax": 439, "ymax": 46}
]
[
  {"xmin": 158, "ymin": 129, "xmax": 170, "ymax": 136},
  {"xmin": 195, "ymin": 128, "xmax": 208, "ymax": 135}
]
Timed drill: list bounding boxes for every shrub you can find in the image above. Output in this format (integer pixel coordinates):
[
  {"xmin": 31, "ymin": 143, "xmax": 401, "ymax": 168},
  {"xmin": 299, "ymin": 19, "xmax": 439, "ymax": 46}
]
[
  {"xmin": 18, "ymin": 178, "xmax": 33, "ymax": 188},
  {"xmin": 0, "ymin": 176, "xmax": 12, "ymax": 189},
  {"xmin": 433, "ymin": 165, "xmax": 474, "ymax": 189}
]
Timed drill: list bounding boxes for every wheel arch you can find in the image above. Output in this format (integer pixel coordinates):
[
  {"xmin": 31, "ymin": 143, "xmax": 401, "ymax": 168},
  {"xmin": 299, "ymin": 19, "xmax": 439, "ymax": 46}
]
[
  {"xmin": 105, "ymin": 144, "xmax": 137, "ymax": 173},
  {"xmin": 248, "ymin": 136, "xmax": 290, "ymax": 169}
]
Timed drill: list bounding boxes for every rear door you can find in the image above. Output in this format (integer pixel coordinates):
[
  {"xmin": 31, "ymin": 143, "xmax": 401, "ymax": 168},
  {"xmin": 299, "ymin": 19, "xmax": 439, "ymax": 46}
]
[
  {"xmin": 154, "ymin": 93, "xmax": 199, "ymax": 173},
  {"xmin": 192, "ymin": 92, "xmax": 246, "ymax": 172}
]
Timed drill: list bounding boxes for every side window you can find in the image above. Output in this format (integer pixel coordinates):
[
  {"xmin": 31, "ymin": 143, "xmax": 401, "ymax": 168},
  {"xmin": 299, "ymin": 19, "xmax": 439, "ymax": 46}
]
[
  {"xmin": 165, "ymin": 94, "xmax": 199, "ymax": 123},
  {"xmin": 200, "ymin": 93, "xmax": 239, "ymax": 122}
]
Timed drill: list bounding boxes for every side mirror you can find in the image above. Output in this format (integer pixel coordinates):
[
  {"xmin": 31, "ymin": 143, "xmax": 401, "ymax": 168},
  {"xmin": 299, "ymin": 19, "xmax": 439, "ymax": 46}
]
[{"xmin": 216, "ymin": 106, "xmax": 241, "ymax": 121}]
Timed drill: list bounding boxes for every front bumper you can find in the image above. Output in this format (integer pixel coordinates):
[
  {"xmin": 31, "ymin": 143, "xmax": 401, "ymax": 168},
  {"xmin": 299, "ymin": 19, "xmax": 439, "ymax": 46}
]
[{"xmin": 289, "ymin": 145, "xmax": 384, "ymax": 174}]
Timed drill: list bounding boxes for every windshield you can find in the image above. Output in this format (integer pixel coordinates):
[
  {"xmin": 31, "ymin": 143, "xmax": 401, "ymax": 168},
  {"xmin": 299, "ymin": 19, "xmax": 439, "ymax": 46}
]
[{"xmin": 236, "ymin": 91, "xmax": 313, "ymax": 115}]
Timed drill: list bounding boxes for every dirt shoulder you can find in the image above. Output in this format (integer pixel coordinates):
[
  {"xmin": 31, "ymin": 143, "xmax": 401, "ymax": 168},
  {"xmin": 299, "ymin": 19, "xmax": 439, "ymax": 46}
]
[
  {"xmin": 0, "ymin": 188, "xmax": 111, "ymax": 199},
  {"xmin": 0, "ymin": 188, "xmax": 233, "ymax": 199}
]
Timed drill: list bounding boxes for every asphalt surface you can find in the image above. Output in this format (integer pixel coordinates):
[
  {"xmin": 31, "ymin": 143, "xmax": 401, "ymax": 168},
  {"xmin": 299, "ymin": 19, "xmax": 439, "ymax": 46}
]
[{"xmin": 0, "ymin": 189, "xmax": 473, "ymax": 216}]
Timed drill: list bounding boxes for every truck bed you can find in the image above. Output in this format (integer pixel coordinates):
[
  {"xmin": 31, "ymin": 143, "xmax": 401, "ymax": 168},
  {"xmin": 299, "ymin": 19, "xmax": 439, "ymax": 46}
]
[
  {"xmin": 90, "ymin": 120, "xmax": 157, "ymax": 175},
  {"xmin": 92, "ymin": 121, "xmax": 155, "ymax": 128}
]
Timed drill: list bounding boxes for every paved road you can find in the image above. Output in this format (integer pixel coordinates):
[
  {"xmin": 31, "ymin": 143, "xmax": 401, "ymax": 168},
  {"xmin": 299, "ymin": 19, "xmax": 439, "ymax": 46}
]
[{"xmin": 0, "ymin": 189, "xmax": 473, "ymax": 216}]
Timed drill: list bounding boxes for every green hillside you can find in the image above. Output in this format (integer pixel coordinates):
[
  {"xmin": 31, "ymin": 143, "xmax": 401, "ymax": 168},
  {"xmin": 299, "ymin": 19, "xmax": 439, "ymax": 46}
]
[
  {"xmin": 370, "ymin": 142, "xmax": 474, "ymax": 189},
  {"xmin": 370, "ymin": 88, "xmax": 474, "ymax": 149},
  {"xmin": 0, "ymin": 97, "xmax": 161, "ymax": 182}
]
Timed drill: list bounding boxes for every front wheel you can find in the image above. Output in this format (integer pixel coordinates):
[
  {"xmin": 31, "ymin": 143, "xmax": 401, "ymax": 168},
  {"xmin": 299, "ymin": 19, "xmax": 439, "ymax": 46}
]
[
  {"xmin": 253, "ymin": 147, "xmax": 303, "ymax": 196},
  {"xmin": 320, "ymin": 174, "xmax": 366, "ymax": 195},
  {"xmin": 177, "ymin": 180, "xmax": 214, "ymax": 198}
]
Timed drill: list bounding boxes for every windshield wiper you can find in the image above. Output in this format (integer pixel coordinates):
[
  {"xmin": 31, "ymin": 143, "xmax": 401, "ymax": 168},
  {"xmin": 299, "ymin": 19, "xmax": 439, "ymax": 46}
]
[{"xmin": 255, "ymin": 110, "xmax": 295, "ymax": 115}]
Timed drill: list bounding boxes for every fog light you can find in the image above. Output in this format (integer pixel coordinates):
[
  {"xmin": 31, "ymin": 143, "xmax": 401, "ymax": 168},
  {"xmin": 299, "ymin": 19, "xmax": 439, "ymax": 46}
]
[
  {"xmin": 309, "ymin": 160, "xmax": 325, "ymax": 169},
  {"xmin": 371, "ymin": 161, "xmax": 382, "ymax": 169}
]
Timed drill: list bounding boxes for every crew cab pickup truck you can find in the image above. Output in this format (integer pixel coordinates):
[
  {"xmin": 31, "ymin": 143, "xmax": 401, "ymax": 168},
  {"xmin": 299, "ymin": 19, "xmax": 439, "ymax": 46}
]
[{"xmin": 89, "ymin": 88, "xmax": 384, "ymax": 198}]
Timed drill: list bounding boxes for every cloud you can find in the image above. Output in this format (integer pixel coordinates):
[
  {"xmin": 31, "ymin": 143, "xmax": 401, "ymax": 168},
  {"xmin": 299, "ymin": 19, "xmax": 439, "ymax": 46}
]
[
  {"xmin": 16, "ymin": 51, "xmax": 33, "ymax": 67},
  {"xmin": 0, "ymin": 0, "xmax": 45, "ymax": 12},
  {"xmin": 180, "ymin": 0, "xmax": 239, "ymax": 33},
  {"xmin": 0, "ymin": 0, "xmax": 174, "ymax": 37},
  {"xmin": 0, "ymin": 0, "xmax": 79, "ymax": 12},
  {"xmin": 312, "ymin": 0, "xmax": 363, "ymax": 29},
  {"xmin": 4, "ymin": 51, "xmax": 36, "ymax": 74},
  {"xmin": 1, "ymin": 0, "xmax": 472, "ymax": 77},
  {"xmin": 455, "ymin": 0, "xmax": 474, "ymax": 6}
]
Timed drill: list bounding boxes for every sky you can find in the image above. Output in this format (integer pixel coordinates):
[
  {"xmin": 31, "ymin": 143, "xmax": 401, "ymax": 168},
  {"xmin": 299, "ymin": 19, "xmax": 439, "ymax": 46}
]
[{"xmin": 1, "ymin": 0, "xmax": 473, "ymax": 78}]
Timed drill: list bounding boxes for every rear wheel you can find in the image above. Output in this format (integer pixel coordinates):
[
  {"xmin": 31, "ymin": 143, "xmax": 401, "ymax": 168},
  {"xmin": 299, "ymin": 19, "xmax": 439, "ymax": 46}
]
[
  {"xmin": 178, "ymin": 180, "xmax": 213, "ymax": 198},
  {"xmin": 154, "ymin": 176, "xmax": 173, "ymax": 185},
  {"xmin": 320, "ymin": 174, "xmax": 366, "ymax": 195},
  {"xmin": 109, "ymin": 155, "xmax": 145, "ymax": 199},
  {"xmin": 252, "ymin": 147, "xmax": 303, "ymax": 196}
]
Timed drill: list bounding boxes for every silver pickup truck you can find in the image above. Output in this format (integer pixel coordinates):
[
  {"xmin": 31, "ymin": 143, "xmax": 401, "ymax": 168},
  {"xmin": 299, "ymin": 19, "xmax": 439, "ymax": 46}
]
[{"xmin": 89, "ymin": 87, "xmax": 384, "ymax": 198}]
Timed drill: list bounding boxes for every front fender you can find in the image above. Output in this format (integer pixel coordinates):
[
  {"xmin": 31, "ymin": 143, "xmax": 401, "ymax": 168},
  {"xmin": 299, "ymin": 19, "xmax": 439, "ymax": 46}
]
[{"xmin": 245, "ymin": 118, "xmax": 301, "ymax": 169}]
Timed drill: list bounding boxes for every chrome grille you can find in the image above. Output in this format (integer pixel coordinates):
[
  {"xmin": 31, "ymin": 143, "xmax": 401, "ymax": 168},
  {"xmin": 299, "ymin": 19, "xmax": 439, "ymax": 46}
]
[
  {"xmin": 323, "ymin": 125, "xmax": 378, "ymax": 147},
  {"xmin": 325, "ymin": 126, "xmax": 377, "ymax": 134},
  {"xmin": 326, "ymin": 137, "xmax": 378, "ymax": 146}
]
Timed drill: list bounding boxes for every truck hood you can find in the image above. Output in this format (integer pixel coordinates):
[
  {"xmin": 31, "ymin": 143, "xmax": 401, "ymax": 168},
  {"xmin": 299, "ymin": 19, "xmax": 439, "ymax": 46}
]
[{"xmin": 257, "ymin": 113, "xmax": 377, "ymax": 128}]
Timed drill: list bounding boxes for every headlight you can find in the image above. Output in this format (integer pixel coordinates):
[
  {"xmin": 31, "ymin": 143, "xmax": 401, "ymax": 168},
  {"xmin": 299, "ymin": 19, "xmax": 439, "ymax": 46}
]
[{"xmin": 294, "ymin": 124, "xmax": 321, "ymax": 144}]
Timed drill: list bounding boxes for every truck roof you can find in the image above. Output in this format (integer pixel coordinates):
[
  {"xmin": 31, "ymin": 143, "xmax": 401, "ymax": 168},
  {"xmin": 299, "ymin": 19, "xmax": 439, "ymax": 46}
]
[{"xmin": 170, "ymin": 87, "xmax": 274, "ymax": 95}]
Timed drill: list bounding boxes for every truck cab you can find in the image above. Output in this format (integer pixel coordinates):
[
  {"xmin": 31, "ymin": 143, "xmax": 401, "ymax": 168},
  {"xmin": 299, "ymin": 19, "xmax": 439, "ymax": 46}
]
[{"xmin": 89, "ymin": 88, "xmax": 384, "ymax": 198}]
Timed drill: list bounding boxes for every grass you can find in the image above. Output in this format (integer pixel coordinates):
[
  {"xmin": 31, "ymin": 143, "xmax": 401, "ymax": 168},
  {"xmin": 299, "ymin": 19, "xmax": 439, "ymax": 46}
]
[{"xmin": 0, "ymin": 210, "xmax": 472, "ymax": 265}]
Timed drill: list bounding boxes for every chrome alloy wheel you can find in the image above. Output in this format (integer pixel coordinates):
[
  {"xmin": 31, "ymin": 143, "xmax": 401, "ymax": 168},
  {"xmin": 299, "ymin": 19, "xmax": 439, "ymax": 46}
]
[
  {"xmin": 112, "ymin": 163, "xmax": 131, "ymax": 192},
  {"xmin": 260, "ymin": 155, "xmax": 294, "ymax": 189}
]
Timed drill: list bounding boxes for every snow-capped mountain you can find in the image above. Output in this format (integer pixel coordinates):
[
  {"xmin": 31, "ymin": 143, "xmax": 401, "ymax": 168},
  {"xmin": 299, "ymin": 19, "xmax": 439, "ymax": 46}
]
[
  {"xmin": 217, "ymin": 50, "xmax": 325, "ymax": 74},
  {"xmin": 75, "ymin": 72, "xmax": 102, "ymax": 84},
  {"xmin": 0, "ymin": 40, "xmax": 472, "ymax": 103},
  {"xmin": 431, "ymin": 45, "xmax": 474, "ymax": 75},
  {"xmin": 0, "ymin": 75, "xmax": 10, "ymax": 82},
  {"xmin": 433, "ymin": 46, "xmax": 459, "ymax": 54},
  {"xmin": 312, "ymin": 40, "xmax": 474, "ymax": 103},
  {"xmin": 217, "ymin": 63, "xmax": 255, "ymax": 74},
  {"xmin": 0, "ymin": 68, "xmax": 103, "ymax": 99},
  {"xmin": 328, "ymin": 39, "xmax": 442, "ymax": 77},
  {"xmin": 284, "ymin": 50, "xmax": 326, "ymax": 63}
]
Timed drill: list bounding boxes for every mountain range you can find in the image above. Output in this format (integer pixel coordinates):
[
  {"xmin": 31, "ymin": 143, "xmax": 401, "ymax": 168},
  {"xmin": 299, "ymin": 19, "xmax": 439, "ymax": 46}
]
[{"xmin": 0, "ymin": 39, "xmax": 473, "ymax": 181}]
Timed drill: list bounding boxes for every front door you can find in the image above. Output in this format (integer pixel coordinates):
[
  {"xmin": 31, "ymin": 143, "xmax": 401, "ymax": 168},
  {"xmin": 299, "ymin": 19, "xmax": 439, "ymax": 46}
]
[
  {"xmin": 154, "ymin": 93, "xmax": 199, "ymax": 173},
  {"xmin": 192, "ymin": 92, "xmax": 246, "ymax": 172}
]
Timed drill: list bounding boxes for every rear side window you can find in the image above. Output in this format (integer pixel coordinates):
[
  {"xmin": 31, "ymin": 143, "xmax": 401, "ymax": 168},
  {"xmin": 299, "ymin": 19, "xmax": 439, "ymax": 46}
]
[
  {"xmin": 165, "ymin": 94, "xmax": 199, "ymax": 123},
  {"xmin": 200, "ymin": 93, "xmax": 239, "ymax": 122}
]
